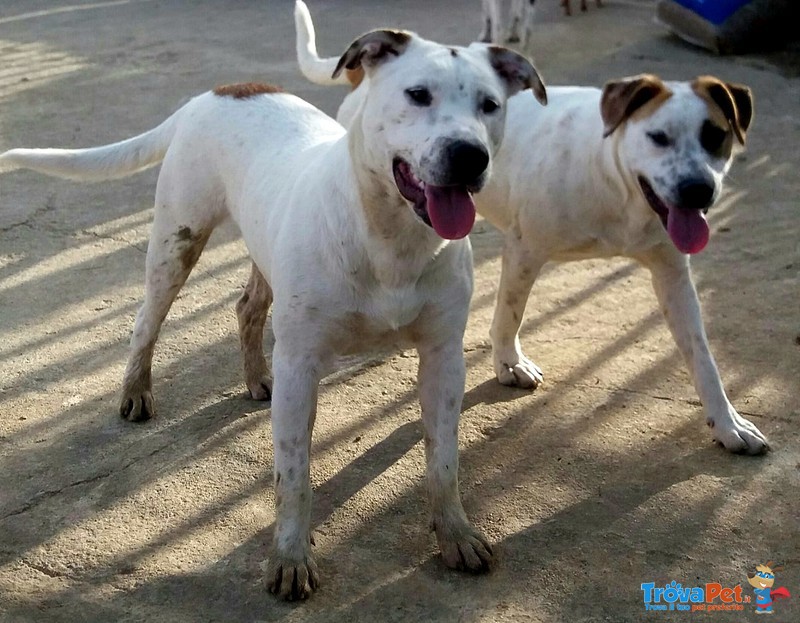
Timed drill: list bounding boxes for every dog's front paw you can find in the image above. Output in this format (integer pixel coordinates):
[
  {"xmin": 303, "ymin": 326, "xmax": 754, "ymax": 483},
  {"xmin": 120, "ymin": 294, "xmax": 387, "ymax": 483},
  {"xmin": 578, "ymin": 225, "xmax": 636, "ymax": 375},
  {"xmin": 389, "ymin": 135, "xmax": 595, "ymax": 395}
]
[
  {"xmin": 434, "ymin": 521, "xmax": 494, "ymax": 573},
  {"xmin": 495, "ymin": 353, "xmax": 543, "ymax": 389},
  {"xmin": 119, "ymin": 390, "xmax": 155, "ymax": 422},
  {"xmin": 708, "ymin": 407, "xmax": 769, "ymax": 455},
  {"xmin": 265, "ymin": 551, "xmax": 320, "ymax": 601}
]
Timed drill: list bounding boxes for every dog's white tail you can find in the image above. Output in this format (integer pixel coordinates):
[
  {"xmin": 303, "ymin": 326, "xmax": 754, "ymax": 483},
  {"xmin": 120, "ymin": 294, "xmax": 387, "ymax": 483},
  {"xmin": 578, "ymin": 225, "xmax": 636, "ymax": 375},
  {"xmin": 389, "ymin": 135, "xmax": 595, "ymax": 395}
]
[
  {"xmin": 0, "ymin": 110, "xmax": 180, "ymax": 181},
  {"xmin": 294, "ymin": 0, "xmax": 349, "ymax": 86}
]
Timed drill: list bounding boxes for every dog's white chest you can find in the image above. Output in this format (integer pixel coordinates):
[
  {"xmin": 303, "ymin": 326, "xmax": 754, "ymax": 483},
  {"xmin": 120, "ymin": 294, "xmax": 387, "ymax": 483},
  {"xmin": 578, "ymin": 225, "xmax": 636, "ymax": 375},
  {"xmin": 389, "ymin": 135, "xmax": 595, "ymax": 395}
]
[{"xmin": 372, "ymin": 285, "xmax": 425, "ymax": 331}]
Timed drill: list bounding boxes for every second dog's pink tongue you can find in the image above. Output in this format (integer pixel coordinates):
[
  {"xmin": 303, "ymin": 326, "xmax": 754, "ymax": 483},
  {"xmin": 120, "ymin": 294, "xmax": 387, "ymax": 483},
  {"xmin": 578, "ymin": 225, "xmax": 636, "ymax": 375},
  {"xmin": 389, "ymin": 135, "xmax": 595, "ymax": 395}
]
[
  {"xmin": 667, "ymin": 206, "xmax": 710, "ymax": 254},
  {"xmin": 424, "ymin": 185, "xmax": 476, "ymax": 240}
]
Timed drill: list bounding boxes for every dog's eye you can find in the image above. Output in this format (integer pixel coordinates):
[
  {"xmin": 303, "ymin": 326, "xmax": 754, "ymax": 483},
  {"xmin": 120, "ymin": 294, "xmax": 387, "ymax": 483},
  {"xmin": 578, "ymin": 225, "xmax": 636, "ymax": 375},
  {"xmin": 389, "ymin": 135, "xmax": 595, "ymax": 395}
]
[
  {"xmin": 647, "ymin": 131, "xmax": 671, "ymax": 147},
  {"xmin": 405, "ymin": 87, "xmax": 432, "ymax": 107},
  {"xmin": 700, "ymin": 121, "xmax": 727, "ymax": 155},
  {"xmin": 481, "ymin": 97, "xmax": 500, "ymax": 114}
]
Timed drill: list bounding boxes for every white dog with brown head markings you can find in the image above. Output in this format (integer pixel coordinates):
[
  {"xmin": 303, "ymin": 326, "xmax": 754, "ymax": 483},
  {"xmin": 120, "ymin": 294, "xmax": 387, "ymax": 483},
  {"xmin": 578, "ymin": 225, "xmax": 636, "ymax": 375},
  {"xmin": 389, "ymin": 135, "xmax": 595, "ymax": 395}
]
[
  {"xmin": 0, "ymin": 25, "xmax": 546, "ymax": 599},
  {"xmin": 296, "ymin": 2, "xmax": 768, "ymax": 455}
]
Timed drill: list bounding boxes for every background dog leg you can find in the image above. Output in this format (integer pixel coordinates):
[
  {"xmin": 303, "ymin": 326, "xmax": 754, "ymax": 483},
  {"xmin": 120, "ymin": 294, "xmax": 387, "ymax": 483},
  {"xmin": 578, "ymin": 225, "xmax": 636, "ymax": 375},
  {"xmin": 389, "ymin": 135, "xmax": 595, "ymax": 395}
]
[
  {"xmin": 507, "ymin": 0, "xmax": 526, "ymax": 42},
  {"xmin": 490, "ymin": 237, "xmax": 545, "ymax": 389},
  {"xmin": 236, "ymin": 261, "xmax": 273, "ymax": 400},
  {"xmin": 478, "ymin": 0, "xmax": 494, "ymax": 42},
  {"xmin": 480, "ymin": 0, "xmax": 503, "ymax": 43},
  {"xmin": 418, "ymin": 337, "xmax": 493, "ymax": 573},
  {"xmin": 119, "ymin": 202, "xmax": 211, "ymax": 422},
  {"xmin": 265, "ymin": 341, "xmax": 320, "ymax": 600},
  {"xmin": 638, "ymin": 248, "xmax": 769, "ymax": 455}
]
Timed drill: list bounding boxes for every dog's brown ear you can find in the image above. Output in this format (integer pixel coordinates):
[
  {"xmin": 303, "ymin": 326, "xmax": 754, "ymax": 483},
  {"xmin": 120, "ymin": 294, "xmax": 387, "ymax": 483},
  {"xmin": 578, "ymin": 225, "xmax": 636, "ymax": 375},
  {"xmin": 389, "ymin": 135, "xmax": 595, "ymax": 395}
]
[
  {"xmin": 693, "ymin": 76, "xmax": 753, "ymax": 145},
  {"xmin": 333, "ymin": 29, "xmax": 412, "ymax": 79},
  {"xmin": 487, "ymin": 46, "xmax": 547, "ymax": 104},
  {"xmin": 600, "ymin": 74, "xmax": 670, "ymax": 138},
  {"xmin": 771, "ymin": 564, "xmax": 784, "ymax": 573}
]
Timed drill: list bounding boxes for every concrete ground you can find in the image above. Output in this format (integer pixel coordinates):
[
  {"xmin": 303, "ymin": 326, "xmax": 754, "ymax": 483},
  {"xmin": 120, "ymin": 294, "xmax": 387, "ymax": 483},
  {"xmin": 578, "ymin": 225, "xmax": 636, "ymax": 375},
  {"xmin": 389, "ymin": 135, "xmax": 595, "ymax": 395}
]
[{"xmin": 0, "ymin": 1, "xmax": 798, "ymax": 621}]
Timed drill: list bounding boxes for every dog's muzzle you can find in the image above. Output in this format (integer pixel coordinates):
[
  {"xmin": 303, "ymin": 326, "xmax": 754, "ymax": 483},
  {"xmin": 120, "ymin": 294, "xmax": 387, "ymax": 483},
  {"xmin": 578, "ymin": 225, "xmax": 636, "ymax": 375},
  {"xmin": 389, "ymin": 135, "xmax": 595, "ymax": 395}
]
[
  {"xmin": 392, "ymin": 157, "xmax": 479, "ymax": 240},
  {"xmin": 639, "ymin": 176, "xmax": 711, "ymax": 255},
  {"xmin": 444, "ymin": 140, "xmax": 489, "ymax": 186}
]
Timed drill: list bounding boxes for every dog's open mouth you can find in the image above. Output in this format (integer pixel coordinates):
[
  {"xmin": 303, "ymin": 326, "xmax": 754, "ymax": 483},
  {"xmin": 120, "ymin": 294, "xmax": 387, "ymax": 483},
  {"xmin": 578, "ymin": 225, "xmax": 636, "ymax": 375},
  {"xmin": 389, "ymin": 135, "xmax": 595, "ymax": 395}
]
[
  {"xmin": 392, "ymin": 158, "xmax": 476, "ymax": 240},
  {"xmin": 638, "ymin": 176, "xmax": 709, "ymax": 255}
]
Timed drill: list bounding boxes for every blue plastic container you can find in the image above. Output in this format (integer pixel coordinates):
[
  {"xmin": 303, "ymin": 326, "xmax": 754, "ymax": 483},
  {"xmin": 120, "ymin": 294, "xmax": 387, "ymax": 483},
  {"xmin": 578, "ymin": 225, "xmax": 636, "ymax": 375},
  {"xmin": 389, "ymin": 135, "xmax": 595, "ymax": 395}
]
[{"xmin": 670, "ymin": 0, "xmax": 753, "ymax": 25}]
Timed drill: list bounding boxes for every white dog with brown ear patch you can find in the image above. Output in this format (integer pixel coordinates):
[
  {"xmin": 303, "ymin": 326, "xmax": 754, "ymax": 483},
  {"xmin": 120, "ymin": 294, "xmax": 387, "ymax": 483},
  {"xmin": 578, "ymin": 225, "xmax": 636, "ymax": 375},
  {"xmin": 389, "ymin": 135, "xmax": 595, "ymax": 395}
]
[
  {"xmin": 295, "ymin": 2, "xmax": 769, "ymax": 455},
  {"xmin": 0, "ymin": 25, "xmax": 546, "ymax": 599}
]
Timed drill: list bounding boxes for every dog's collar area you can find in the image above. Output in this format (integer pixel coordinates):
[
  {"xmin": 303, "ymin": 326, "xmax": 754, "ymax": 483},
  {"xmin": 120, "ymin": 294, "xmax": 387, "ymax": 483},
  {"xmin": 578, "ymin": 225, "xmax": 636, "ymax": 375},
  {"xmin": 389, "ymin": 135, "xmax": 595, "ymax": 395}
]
[
  {"xmin": 391, "ymin": 157, "xmax": 478, "ymax": 240},
  {"xmin": 638, "ymin": 176, "xmax": 710, "ymax": 254}
]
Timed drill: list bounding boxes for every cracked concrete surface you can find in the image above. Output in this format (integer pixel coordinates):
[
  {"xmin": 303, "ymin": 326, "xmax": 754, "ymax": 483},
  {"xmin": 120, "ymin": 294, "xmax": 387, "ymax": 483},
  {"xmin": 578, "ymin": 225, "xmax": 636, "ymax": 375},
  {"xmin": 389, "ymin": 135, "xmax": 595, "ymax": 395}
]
[{"xmin": 0, "ymin": 1, "xmax": 798, "ymax": 621}]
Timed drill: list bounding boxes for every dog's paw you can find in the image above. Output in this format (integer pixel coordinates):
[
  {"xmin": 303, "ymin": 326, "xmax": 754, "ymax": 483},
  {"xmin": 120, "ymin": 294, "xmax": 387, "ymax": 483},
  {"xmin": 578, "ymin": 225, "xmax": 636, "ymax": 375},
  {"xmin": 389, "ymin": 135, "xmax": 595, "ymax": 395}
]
[
  {"xmin": 247, "ymin": 376, "xmax": 272, "ymax": 401},
  {"xmin": 265, "ymin": 552, "xmax": 319, "ymax": 601},
  {"xmin": 708, "ymin": 407, "xmax": 769, "ymax": 455},
  {"xmin": 435, "ymin": 522, "xmax": 494, "ymax": 573},
  {"xmin": 495, "ymin": 355, "xmax": 543, "ymax": 390},
  {"xmin": 119, "ymin": 391, "xmax": 155, "ymax": 422}
]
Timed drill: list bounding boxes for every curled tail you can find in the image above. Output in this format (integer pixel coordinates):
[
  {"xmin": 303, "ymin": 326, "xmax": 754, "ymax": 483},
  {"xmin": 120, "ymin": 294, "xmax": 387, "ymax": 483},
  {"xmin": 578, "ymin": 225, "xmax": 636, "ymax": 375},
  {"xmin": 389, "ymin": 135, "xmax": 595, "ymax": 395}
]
[
  {"xmin": 294, "ymin": 0, "xmax": 352, "ymax": 87},
  {"xmin": 0, "ymin": 109, "xmax": 180, "ymax": 181}
]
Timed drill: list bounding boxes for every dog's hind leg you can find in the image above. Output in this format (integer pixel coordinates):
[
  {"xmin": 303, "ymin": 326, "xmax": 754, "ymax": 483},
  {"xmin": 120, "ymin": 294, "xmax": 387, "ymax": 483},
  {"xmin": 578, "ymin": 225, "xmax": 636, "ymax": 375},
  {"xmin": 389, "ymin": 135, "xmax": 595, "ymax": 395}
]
[
  {"xmin": 119, "ymin": 175, "xmax": 216, "ymax": 422},
  {"xmin": 236, "ymin": 261, "xmax": 273, "ymax": 400},
  {"xmin": 637, "ymin": 247, "xmax": 769, "ymax": 455},
  {"xmin": 490, "ymin": 234, "xmax": 545, "ymax": 389}
]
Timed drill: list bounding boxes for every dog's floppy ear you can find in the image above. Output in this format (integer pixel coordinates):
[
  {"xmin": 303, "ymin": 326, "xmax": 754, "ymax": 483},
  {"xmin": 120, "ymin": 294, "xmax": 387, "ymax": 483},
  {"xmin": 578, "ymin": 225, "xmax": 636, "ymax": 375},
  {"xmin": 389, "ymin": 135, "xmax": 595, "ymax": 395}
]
[
  {"xmin": 600, "ymin": 74, "xmax": 670, "ymax": 138},
  {"xmin": 487, "ymin": 46, "xmax": 547, "ymax": 104},
  {"xmin": 693, "ymin": 76, "xmax": 753, "ymax": 145},
  {"xmin": 333, "ymin": 29, "xmax": 412, "ymax": 79}
]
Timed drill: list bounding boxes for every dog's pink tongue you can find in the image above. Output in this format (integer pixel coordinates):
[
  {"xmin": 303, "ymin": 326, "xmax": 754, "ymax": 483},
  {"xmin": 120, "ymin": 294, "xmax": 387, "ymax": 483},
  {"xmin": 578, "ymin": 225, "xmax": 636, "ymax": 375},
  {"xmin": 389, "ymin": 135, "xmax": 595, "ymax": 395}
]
[
  {"xmin": 424, "ymin": 185, "xmax": 476, "ymax": 240},
  {"xmin": 667, "ymin": 206, "xmax": 710, "ymax": 254}
]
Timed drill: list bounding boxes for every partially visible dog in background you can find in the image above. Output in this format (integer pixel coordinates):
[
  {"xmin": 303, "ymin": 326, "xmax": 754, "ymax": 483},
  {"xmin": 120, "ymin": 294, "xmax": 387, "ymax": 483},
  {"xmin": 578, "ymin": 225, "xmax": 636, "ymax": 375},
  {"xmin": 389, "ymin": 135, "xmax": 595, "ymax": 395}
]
[
  {"xmin": 479, "ymin": 0, "xmax": 604, "ymax": 46},
  {"xmin": 479, "ymin": 0, "xmax": 537, "ymax": 45},
  {"xmin": 562, "ymin": 0, "xmax": 603, "ymax": 16}
]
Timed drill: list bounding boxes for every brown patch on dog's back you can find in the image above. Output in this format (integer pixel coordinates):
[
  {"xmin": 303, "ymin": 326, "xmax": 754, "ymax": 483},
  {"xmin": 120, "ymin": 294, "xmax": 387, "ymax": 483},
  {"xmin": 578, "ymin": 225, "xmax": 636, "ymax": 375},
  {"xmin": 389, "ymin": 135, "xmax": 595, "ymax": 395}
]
[{"xmin": 213, "ymin": 82, "xmax": 284, "ymax": 99}]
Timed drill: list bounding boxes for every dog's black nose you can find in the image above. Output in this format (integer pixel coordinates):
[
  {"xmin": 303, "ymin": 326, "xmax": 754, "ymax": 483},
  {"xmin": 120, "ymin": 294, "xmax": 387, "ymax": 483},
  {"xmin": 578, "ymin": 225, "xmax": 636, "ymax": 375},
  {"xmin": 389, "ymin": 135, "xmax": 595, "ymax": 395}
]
[
  {"xmin": 678, "ymin": 179, "xmax": 715, "ymax": 211},
  {"xmin": 446, "ymin": 140, "xmax": 489, "ymax": 184}
]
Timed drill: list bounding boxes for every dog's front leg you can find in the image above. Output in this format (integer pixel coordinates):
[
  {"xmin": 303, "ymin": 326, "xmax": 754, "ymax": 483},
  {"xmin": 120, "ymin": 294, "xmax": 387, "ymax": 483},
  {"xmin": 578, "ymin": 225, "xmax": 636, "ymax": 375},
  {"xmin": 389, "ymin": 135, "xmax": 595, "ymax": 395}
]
[
  {"xmin": 265, "ymin": 342, "xmax": 321, "ymax": 600},
  {"xmin": 417, "ymin": 336, "xmax": 493, "ymax": 573},
  {"xmin": 490, "ymin": 234, "xmax": 546, "ymax": 389},
  {"xmin": 639, "ymin": 248, "xmax": 769, "ymax": 455}
]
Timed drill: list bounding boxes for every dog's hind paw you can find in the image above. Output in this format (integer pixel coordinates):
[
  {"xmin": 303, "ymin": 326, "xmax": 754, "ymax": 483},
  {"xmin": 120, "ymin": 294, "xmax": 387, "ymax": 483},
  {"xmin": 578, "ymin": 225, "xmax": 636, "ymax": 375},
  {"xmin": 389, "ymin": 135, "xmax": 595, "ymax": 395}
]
[
  {"xmin": 265, "ymin": 553, "xmax": 319, "ymax": 601},
  {"xmin": 119, "ymin": 390, "xmax": 155, "ymax": 422},
  {"xmin": 495, "ymin": 355, "xmax": 543, "ymax": 390},
  {"xmin": 709, "ymin": 408, "xmax": 769, "ymax": 455},
  {"xmin": 435, "ymin": 523, "xmax": 494, "ymax": 573},
  {"xmin": 247, "ymin": 376, "xmax": 272, "ymax": 401}
]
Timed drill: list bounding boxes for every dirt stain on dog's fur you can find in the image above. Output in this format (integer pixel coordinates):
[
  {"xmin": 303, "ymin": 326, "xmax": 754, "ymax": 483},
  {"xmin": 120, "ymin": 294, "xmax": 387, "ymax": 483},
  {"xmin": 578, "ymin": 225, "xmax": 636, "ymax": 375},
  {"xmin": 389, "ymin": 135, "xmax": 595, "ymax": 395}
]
[{"xmin": 174, "ymin": 226, "xmax": 210, "ymax": 270}]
